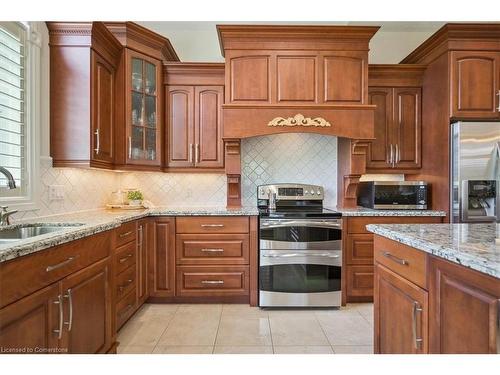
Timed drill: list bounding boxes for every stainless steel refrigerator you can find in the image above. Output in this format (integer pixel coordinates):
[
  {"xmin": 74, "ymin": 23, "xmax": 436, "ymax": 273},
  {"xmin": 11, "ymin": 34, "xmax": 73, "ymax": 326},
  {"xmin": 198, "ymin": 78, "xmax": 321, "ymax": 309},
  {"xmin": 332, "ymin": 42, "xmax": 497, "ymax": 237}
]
[{"xmin": 451, "ymin": 121, "xmax": 500, "ymax": 223}]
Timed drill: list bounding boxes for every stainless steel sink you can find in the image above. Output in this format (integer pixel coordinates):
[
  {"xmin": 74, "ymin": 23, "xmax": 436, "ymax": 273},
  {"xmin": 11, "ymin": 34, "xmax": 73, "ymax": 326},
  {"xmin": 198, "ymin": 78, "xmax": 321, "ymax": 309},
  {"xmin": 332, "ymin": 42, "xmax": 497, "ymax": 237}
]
[{"xmin": 0, "ymin": 224, "xmax": 84, "ymax": 244}]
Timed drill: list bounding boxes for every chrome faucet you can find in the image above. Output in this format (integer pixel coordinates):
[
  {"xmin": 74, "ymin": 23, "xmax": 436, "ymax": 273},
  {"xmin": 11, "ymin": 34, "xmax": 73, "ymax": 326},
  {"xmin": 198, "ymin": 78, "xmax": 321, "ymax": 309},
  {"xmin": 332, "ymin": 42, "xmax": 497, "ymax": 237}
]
[
  {"xmin": 0, "ymin": 167, "xmax": 17, "ymax": 189},
  {"xmin": 0, "ymin": 206, "xmax": 18, "ymax": 226}
]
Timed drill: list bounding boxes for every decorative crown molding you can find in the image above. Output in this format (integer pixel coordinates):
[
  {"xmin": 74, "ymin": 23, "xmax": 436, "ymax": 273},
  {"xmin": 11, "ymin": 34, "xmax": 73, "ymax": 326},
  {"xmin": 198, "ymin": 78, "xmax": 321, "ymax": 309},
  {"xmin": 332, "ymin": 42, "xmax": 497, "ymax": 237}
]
[{"xmin": 268, "ymin": 114, "xmax": 331, "ymax": 127}]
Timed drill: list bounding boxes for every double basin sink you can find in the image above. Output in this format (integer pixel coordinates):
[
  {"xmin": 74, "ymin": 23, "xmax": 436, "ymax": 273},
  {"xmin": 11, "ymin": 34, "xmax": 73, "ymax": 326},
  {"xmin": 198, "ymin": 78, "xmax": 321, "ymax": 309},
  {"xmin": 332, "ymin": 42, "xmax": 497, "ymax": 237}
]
[{"xmin": 0, "ymin": 224, "xmax": 84, "ymax": 245}]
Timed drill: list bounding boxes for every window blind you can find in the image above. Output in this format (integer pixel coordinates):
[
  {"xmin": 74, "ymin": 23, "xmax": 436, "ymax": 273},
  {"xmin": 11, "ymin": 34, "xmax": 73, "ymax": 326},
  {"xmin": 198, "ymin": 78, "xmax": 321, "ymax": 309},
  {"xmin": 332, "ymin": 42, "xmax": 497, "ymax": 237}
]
[{"xmin": 0, "ymin": 22, "xmax": 25, "ymax": 193}]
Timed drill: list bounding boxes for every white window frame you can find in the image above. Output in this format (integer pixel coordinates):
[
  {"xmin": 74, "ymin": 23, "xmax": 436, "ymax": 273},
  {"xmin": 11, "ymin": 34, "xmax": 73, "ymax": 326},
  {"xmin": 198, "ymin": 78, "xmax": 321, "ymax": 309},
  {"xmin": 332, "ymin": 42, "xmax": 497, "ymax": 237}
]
[{"xmin": 0, "ymin": 21, "xmax": 41, "ymax": 211}]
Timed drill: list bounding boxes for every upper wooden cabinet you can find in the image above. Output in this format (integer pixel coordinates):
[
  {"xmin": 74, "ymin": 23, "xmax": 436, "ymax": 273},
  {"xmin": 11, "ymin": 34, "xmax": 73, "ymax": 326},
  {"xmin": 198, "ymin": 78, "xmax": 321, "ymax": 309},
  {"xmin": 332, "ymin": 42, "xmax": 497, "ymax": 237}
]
[
  {"xmin": 402, "ymin": 23, "xmax": 500, "ymax": 121},
  {"xmin": 105, "ymin": 22, "xmax": 179, "ymax": 170},
  {"xmin": 366, "ymin": 65, "xmax": 425, "ymax": 172},
  {"xmin": 218, "ymin": 26, "xmax": 378, "ymax": 106},
  {"xmin": 165, "ymin": 63, "xmax": 225, "ymax": 170},
  {"xmin": 47, "ymin": 22, "xmax": 122, "ymax": 169},
  {"xmin": 450, "ymin": 51, "xmax": 500, "ymax": 119}
]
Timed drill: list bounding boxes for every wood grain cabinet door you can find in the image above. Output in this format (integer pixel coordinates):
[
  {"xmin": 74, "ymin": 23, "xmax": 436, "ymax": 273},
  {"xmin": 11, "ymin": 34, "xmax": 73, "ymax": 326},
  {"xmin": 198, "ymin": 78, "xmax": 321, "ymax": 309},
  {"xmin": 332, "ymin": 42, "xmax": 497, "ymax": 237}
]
[
  {"xmin": 136, "ymin": 219, "xmax": 149, "ymax": 305},
  {"xmin": 0, "ymin": 283, "xmax": 61, "ymax": 353},
  {"xmin": 451, "ymin": 51, "xmax": 500, "ymax": 119},
  {"xmin": 367, "ymin": 87, "xmax": 393, "ymax": 169},
  {"xmin": 91, "ymin": 51, "xmax": 115, "ymax": 166},
  {"xmin": 167, "ymin": 86, "xmax": 195, "ymax": 167},
  {"xmin": 429, "ymin": 257, "xmax": 500, "ymax": 354},
  {"xmin": 194, "ymin": 86, "xmax": 224, "ymax": 168},
  {"xmin": 149, "ymin": 218, "xmax": 176, "ymax": 298},
  {"xmin": 374, "ymin": 263, "xmax": 428, "ymax": 354},
  {"xmin": 393, "ymin": 87, "xmax": 421, "ymax": 169},
  {"xmin": 60, "ymin": 258, "xmax": 111, "ymax": 354}
]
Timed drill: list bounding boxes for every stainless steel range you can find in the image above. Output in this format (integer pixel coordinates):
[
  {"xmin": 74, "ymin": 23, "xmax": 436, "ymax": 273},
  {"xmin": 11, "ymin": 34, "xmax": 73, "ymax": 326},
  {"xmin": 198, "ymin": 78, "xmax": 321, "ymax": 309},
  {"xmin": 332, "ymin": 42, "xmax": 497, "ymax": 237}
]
[{"xmin": 257, "ymin": 183, "xmax": 342, "ymax": 307}]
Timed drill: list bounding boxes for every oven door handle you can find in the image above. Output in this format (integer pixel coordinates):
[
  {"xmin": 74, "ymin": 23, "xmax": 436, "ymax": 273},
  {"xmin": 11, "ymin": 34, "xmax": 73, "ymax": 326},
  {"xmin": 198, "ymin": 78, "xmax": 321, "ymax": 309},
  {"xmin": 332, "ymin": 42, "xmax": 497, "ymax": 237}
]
[
  {"xmin": 262, "ymin": 253, "xmax": 340, "ymax": 258},
  {"xmin": 260, "ymin": 220, "xmax": 341, "ymax": 229}
]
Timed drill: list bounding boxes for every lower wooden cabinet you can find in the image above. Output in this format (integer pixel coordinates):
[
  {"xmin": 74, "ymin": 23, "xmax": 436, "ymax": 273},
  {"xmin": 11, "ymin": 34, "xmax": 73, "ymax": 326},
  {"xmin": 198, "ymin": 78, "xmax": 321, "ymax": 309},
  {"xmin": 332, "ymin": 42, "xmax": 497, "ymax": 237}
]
[
  {"xmin": 149, "ymin": 217, "xmax": 176, "ymax": 298},
  {"xmin": 346, "ymin": 265, "xmax": 374, "ymax": 299},
  {"xmin": 176, "ymin": 266, "xmax": 249, "ymax": 297},
  {"xmin": 429, "ymin": 257, "xmax": 500, "ymax": 354},
  {"xmin": 374, "ymin": 263, "xmax": 428, "ymax": 354},
  {"xmin": 136, "ymin": 219, "xmax": 149, "ymax": 305}
]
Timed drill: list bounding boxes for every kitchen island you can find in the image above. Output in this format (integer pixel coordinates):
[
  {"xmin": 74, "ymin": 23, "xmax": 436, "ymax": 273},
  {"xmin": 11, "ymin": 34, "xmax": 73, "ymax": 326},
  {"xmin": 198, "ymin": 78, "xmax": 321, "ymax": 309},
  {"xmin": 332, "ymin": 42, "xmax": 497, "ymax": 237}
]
[{"xmin": 367, "ymin": 223, "xmax": 500, "ymax": 354}]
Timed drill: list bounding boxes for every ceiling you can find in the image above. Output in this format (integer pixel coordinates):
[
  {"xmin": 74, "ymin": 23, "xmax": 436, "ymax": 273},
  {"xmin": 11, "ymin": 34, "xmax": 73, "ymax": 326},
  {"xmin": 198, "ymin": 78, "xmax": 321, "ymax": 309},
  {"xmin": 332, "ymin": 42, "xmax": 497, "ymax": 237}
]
[{"xmin": 137, "ymin": 21, "xmax": 446, "ymax": 63}]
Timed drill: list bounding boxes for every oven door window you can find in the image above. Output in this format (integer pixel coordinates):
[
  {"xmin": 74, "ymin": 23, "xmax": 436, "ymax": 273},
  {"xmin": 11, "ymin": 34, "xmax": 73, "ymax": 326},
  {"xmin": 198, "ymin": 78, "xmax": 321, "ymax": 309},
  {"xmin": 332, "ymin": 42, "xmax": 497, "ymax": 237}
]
[
  {"xmin": 259, "ymin": 264, "xmax": 341, "ymax": 293},
  {"xmin": 260, "ymin": 226, "xmax": 340, "ymax": 243}
]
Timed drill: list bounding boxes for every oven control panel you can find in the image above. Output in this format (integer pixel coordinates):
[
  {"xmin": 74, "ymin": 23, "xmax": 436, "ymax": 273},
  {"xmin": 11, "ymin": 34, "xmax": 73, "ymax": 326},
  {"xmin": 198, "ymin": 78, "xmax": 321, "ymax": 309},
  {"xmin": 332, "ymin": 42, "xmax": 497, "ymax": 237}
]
[{"xmin": 258, "ymin": 183, "xmax": 324, "ymax": 200}]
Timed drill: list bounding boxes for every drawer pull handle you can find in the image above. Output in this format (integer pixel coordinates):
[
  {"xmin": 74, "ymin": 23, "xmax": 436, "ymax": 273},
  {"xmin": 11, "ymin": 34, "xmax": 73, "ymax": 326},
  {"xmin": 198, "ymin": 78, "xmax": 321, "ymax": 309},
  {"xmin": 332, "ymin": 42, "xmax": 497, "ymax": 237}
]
[
  {"xmin": 53, "ymin": 294, "xmax": 63, "ymax": 339},
  {"xmin": 383, "ymin": 252, "xmax": 408, "ymax": 266},
  {"xmin": 119, "ymin": 304, "xmax": 133, "ymax": 316},
  {"xmin": 46, "ymin": 256, "xmax": 76, "ymax": 272},
  {"xmin": 119, "ymin": 231, "xmax": 133, "ymax": 238},
  {"xmin": 119, "ymin": 254, "xmax": 133, "ymax": 263},
  {"xmin": 201, "ymin": 280, "xmax": 224, "ymax": 285},
  {"xmin": 119, "ymin": 279, "xmax": 134, "ymax": 291},
  {"xmin": 200, "ymin": 224, "xmax": 225, "ymax": 228},
  {"xmin": 201, "ymin": 248, "xmax": 224, "ymax": 253},
  {"xmin": 412, "ymin": 301, "xmax": 423, "ymax": 350}
]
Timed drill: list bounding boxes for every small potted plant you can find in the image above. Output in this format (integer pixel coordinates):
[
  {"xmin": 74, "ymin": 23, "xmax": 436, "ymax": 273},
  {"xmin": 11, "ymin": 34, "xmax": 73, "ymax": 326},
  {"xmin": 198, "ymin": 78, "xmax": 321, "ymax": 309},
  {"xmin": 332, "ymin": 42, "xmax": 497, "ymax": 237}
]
[{"xmin": 127, "ymin": 190, "xmax": 144, "ymax": 206}]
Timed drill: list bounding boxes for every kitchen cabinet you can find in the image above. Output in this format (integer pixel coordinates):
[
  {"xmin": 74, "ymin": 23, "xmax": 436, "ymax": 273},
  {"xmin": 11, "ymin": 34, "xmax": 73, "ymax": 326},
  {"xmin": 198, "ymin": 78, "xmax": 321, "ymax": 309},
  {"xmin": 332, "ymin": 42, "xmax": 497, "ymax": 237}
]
[
  {"xmin": 429, "ymin": 256, "xmax": 500, "ymax": 353},
  {"xmin": 343, "ymin": 216, "xmax": 443, "ymax": 303},
  {"xmin": 149, "ymin": 218, "xmax": 176, "ymax": 298},
  {"xmin": 165, "ymin": 63, "xmax": 225, "ymax": 170},
  {"xmin": 137, "ymin": 219, "xmax": 149, "ymax": 305},
  {"xmin": 373, "ymin": 233, "xmax": 500, "ymax": 354},
  {"xmin": 367, "ymin": 86, "xmax": 421, "ymax": 171},
  {"xmin": 47, "ymin": 22, "xmax": 122, "ymax": 169},
  {"xmin": 0, "ymin": 232, "xmax": 114, "ymax": 354},
  {"xmin": 450, "ymin": 51, "xmax": 500, "ymax": 119}
]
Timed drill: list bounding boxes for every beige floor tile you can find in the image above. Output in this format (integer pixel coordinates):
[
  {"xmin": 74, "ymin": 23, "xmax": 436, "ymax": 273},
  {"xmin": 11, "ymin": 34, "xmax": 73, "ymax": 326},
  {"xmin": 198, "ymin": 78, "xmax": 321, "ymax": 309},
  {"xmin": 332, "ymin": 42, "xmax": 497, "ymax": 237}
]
[
  {"xmin": 136, "ymin": 303, "xmax": 180, "ymax": 317},
  {"xmin": 117, "ymin": 345, "xmax": 155, "ymax": 354},
  {"xmin": 267, "ymin": 308, "xmax": 318, "ymax": 318},
  {"xmin": 317, "ymin": 313, "xmax": 373, "ymax": 346},
  {"xmin": 153, "ymin": 345, "xmax": 214, "ymax": 354},
  {"xmin": 216, "ymin": 316, "xmax": 272, "ymax": 346},
  {"xmin": 222, "ymin": 304, "xmax": 269, "ymax": 318},
  {"xmin": 157, "ymin": 314, "xmax": 220, "ymax": 346},
  {"xmin": 273, "ymin": 346, "xmax": 334, "ymax": 354},
  {"xmin": 269, "ymin": 316, "xmax": 329, "ymax": 346},
  {"xmin": 176, "ymin": 304, "xmax": 223, "ymax": 315},
  {"xmin": 332, "ymin": 345, "xmax": 374, "ymax": 354},
  {"xmin": 214, "ymin": 346, "xmax": 273, "ymax": 354},
  {"xmin": 117, "ymin": 317, "xmax": 172, "ymax": 347}
]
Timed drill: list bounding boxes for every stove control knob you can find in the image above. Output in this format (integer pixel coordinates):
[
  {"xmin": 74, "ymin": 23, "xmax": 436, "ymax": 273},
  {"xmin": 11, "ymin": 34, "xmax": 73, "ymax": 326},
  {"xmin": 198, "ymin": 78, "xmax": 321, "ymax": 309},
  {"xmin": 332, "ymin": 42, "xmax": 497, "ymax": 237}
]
[
  {"xmin": 304, "ymin": 190, "xmax": 309, "ymax": 195},
  {"xmin": 311, "ymin": 191, "xmax": 315, "ymax": 195},
  {"xmin": 317, "ymin": 190, "xmax": 321, "ymax": 195}
]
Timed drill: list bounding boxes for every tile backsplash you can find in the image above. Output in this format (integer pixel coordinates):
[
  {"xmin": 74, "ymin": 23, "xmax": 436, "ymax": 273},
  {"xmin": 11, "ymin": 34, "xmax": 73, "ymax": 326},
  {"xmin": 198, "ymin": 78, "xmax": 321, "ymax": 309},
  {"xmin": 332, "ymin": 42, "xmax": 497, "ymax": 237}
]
[
  {"xmin": 9, "ymin": 133, "xmax": 338, "ymax": 219},
  {"xmin": 241, "ymin": 133, "xmax": 338, "ymax": 206}
]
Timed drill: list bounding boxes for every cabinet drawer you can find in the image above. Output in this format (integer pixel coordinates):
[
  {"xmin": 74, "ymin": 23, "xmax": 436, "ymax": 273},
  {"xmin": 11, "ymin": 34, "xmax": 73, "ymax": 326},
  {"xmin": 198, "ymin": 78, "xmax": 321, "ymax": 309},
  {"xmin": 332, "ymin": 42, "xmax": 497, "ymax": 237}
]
[
  {"xmin": 115, "ymin": 265, "xmax": 136, "ymax": 302},
  {"xmin": 0, "ymin": 231, "xmax": 111, "ymax": 308},
  {"xmin": 116, "ymin": 289, "xmax": 136, "ymax": 330},
  {"xmin": 346, "ymin": 234, "xmax": 373, "ymax": 265},
  {"xmin": 374, "ymin": 235, "xmax": 427, "ymax": 289},
  {"xmin": 176, "ymin": 216, "xmax": 249, "ymax": 234},
  {"xmin": 176, "ymin": 266, "xmax": 249, "ymax": 297},
  {"xmin": 115, "ymin": 221, "xmax": 137, "ymax": 247},
  {"xmin": 176, "ymin": 234, "xmax": 249, "ymax": 265},
  {"xmin": 347, "ymin": 216, "xmax": 442, "ymax": 235},
  {"xmin": 114, "ymin": 241, "xmax": 136, "ymax": 275},
  {"xmin": 346, "ymin": 265, "xmax": 374, "ymax": 298}
]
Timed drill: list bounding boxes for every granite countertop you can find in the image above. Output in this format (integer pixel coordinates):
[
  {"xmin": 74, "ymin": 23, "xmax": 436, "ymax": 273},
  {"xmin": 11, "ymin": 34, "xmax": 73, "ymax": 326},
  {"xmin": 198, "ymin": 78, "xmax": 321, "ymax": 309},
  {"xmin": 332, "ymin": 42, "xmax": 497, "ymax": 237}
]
[
  {"xmin": 329, "ymin": 207, "xmax": 446, "ymax": 217},
  {"xmin": 366, "ymin": 223, "xmax": 500, "ymax": 279},
  {"xmin": 0, "ymin": 206, "xmax": 259, "ymax": 263}
]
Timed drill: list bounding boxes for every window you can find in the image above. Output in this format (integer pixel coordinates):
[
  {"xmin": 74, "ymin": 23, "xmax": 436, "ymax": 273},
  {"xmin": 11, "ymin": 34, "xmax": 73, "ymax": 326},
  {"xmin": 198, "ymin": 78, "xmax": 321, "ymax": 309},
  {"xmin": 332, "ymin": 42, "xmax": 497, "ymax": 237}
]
[{"xmin": 0, "ymin": 22, "xmax": 40, "ymax": 209}]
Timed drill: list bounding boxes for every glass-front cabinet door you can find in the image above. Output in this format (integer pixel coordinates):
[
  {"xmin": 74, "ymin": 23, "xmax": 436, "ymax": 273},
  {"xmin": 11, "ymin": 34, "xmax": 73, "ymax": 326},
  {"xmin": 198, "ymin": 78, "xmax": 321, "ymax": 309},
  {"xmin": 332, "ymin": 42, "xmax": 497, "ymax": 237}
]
[{"xmin": 127, "ymin": 50, "xmax": 161, "ymax": 166}]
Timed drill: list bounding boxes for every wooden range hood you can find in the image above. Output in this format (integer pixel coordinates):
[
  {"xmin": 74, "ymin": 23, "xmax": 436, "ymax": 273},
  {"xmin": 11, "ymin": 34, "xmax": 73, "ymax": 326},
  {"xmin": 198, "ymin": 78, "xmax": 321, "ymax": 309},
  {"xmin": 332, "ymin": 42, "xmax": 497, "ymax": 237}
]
[{"xmin": 217, "ymin": 25, "xmax": 380, "ymax": 207}]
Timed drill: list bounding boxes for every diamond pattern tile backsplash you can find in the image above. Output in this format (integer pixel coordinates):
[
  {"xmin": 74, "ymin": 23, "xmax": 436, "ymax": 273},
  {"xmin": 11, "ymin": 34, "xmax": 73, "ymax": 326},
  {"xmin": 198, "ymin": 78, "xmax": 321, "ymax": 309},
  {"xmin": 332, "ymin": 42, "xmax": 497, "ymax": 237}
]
[
  {"xmin": 241, "ymin": 133, "xmax": 338, "ymax": 206},
  {"xmin": 9, "ymin": 133, "xmax": 338, "ymax": 220}
]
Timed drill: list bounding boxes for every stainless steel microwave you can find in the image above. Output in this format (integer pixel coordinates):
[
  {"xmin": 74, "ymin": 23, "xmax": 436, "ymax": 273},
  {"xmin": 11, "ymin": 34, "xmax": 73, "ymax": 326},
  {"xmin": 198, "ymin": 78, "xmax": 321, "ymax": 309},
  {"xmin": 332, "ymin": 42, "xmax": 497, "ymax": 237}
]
[{"xmin": 357, "ymin": 181, "xmax": 429, "ymax": 210}]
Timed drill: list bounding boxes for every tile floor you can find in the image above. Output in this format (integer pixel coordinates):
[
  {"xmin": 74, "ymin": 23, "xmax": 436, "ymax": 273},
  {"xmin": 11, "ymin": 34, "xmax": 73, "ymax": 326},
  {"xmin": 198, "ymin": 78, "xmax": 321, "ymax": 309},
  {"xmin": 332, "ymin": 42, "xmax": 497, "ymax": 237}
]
[{"xmin": 117, "ymin": 303, "xmax": 374, "ymax": 354}]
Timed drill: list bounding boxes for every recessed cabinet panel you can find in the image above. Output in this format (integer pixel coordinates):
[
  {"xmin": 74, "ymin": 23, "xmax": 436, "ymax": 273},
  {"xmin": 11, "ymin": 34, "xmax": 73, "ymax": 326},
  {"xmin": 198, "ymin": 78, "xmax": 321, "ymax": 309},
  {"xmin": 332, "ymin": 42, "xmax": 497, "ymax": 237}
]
[
  {"xmin": 394, "ymin": 88, "xmax": 421, "ymax": 169},
  {"xmin": 195, "ymin": 86, "xmax": 224, "ymax": 168},
  {"xmin": 229, "ymin": 55, "xmax": 270, "ymax": 102},
  {"xmin": 324, "ymin": 55, "xmax": 365, "ymax": 104},
  {"xmin": 167, "ymin": 86, "xmax": 195, "ymax": 167},
  {"xmin": 277, "ymin": 56, "xmax": 316, "ymax": 102},
  {"xmin": 451, "ymin": 51, "xmax": 500, "ymax": 118},
  {"xmin": 367, "ymin": 88, "xmax": 392, "ymax": 169}
]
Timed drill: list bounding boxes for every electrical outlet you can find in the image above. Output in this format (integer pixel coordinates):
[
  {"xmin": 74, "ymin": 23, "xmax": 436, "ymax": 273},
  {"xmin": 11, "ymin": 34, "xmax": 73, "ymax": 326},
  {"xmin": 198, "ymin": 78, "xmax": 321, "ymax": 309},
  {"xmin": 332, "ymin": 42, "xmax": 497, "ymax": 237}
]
[{"xmin": 48, "ymin": 185, "xmax": 65, "ymax": 201}]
